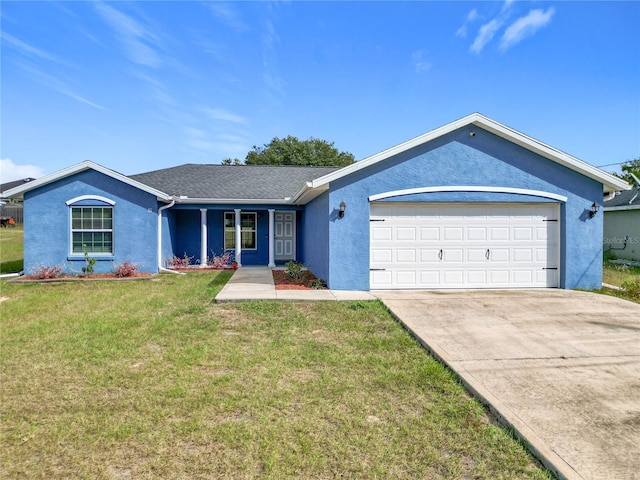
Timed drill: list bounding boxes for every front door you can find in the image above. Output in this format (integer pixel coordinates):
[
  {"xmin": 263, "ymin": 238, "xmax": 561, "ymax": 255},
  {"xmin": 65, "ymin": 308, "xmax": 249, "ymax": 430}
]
[{"xmin": 274, "ymin": 211, "xmax": 296, "ymax": 262}]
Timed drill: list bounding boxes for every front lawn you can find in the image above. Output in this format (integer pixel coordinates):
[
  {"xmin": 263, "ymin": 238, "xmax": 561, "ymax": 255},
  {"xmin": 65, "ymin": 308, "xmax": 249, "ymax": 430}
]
[
  {"xmin": 0, "ymin": 272, "xmax": 549, "ymax": 479},
  {"xmin": 0, "ymin": 225, "xmax": 23, "ymax": 274}
]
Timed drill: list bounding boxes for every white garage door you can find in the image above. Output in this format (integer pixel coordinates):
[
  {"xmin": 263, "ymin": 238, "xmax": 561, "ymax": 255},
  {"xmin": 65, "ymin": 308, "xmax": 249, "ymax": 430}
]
[{"xmin": 370, "ymin": 203, "xmax": 559, "ymax": 289}]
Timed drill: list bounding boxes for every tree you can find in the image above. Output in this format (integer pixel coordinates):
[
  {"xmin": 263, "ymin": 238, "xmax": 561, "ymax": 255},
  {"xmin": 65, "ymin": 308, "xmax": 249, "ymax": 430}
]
[
  {"xmin": 244, "ymin": 136, "xmax": 355, "ymax": 167},
  {"xmin": 221, "ymin": 157, "xmax": 243, "ymax": 165},
  {"xmin": 618, "ymin": 157, "xmax": 640, "ymax": 185}
]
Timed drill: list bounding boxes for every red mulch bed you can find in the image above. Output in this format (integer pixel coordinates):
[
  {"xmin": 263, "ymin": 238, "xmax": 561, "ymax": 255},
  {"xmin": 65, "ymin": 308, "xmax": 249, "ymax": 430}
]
[
  {"xmin": 272, "ymin": 270, "xmax": 326, "ymax": 290},
  {"xmin": 14, "ymin": 273, "xmax": 153, "ymax": 282}
]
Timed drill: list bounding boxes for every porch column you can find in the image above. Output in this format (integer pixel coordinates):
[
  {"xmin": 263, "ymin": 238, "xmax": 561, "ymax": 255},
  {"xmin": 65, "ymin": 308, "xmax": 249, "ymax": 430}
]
[
  {"xmin": 200, "ymin": 208, "xmax": 208, "ymax": 268},
  {"xmin": 234, "ymin": 208, "xmax": 242, "ymax": 267},
  {"xmin": 268, "ymin": 209, "xmax": 276, "ymax": 267}
]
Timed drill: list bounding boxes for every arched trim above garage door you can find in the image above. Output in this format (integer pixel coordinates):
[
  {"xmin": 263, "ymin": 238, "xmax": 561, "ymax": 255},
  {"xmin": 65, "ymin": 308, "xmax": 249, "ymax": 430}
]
[{"xmin": 368, "ymin": 186, "xmax": 568, "ymax": 203}]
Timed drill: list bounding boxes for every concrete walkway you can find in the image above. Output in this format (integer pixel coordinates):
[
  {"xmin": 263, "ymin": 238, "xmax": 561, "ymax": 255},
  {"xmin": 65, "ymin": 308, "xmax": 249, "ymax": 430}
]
[{"xmin": 215, "ymin": 267, "xmax": 377, "ymax": 302}]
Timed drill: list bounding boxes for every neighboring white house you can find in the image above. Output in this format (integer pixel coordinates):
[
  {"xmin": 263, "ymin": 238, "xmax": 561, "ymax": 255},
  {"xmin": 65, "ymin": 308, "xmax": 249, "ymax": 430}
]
[{"xmin": 604, "ymin": 178, "xmax": 640, "ymax": 261}]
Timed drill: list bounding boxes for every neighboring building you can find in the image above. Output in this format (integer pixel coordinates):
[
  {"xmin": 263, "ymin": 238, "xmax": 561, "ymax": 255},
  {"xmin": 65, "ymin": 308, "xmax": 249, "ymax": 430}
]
[
  {"xmin": 3, "ymin": 113, "xmax": 630, "ymax": 289},
  {"xmin": 0, "ymin": 177, "xmax": 36, "ymax": 223},
  {"xmin": 604, "ymin": 184, "xmax": 640, "ymax": 261}
]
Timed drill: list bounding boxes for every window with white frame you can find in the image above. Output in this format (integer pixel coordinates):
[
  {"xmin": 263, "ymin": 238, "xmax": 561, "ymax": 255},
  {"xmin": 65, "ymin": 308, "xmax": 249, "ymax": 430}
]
[
  {"xmin": 224, "ymin": 212, "xmax": 257, "ymax": 250},
  {"xmin": 71, "ymin": 206, "xmax": 113, "ymax": 254}
]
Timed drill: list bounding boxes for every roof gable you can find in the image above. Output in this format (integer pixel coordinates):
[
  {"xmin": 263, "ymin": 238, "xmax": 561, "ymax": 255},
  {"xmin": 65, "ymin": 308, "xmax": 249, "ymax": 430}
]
[
  {"xmin": 303, "ymin": 113, "xmax": 630, "ymax": 196},
  {"xmin": 2, "ymin": 161, "xmax": 172, "ymax": 201}
]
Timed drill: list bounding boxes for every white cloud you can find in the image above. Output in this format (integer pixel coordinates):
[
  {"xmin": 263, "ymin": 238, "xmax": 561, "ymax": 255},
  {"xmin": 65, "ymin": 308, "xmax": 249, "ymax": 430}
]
[
  {"xmin": 470, "ymin": 19, "xmax": 502, "ymax": 53},
  {"xmin": 455, "ymin": 8, "xmax": 479, "ymax": 38},
  {"xmin": 411, "ymin": 50, "xmax": 432, "ymax": 73},
  {"xmin": 202, "ymin": 108, "xmax": 247, "ymax": 125},
  {"xmin": 1, "ymin": 31, "xmax": 69, "ymax": 66},
  {"xmin": 94, "ymin": 2, "xmax": 161, "ymax": 68},
  {"xmin": 501, "ymin": 0, "xmax": 515, "ymax": 14},
  {"xmin": 208, "ymin": 3, "xmax": 248, "ymax": 32},
  {"xmin": 0, "ymin": 159, "xmax": 46, "ymax": 183},
  {"xmin": 500, "ymin": 8, "xmax": 555, "ymax": 52}
]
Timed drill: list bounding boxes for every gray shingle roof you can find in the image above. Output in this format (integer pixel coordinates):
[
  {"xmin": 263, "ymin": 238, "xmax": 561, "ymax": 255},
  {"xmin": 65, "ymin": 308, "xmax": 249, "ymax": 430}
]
[
  {"xmin": 604, "ymin": 187, "xmax": 640, "ymax": 208},
  {"xmin": 129, "ymin": 164, "xmax": 341, "ymax": 200}
]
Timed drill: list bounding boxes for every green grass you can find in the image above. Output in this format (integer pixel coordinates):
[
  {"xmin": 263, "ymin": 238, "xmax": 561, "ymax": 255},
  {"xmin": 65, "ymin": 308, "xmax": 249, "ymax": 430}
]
[
  {"xmin": 0, "ymin": 273, "xmax": 550, "ymax": 479},
  {"xmin": 0, "ymin": 225, "xmax": 24, "ymax": 273},
  {"xmin": 602, "ymin": 260, "xmax": 640, "ymax": 303}
]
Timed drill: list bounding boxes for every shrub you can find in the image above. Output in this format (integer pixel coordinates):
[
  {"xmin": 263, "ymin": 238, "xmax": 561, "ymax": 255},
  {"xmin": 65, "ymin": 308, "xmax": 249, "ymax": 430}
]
[
  {"xmin": 310, "ymin": 278, "xmax": 327, "ymax": 289},
  {"xmin": 166, "ymin": 253, "xmax": 194, "ymax": 268},
  {"xmin": 32, "ymin": 265, "xmax": 63, "ymax": 279},
  {"xmin": 285, "ymin": 261, "xmax": 304, "ymax": 280},
  {"xmin": 621, "ymin": 279, "xmax": 640, "ymax": 301},
  {"xmin": 210, "ymin": 251, "xmax": 233, "ymax": 269},
  {"xmin": 114, "ymin": 261, "xmax": 138, "ymax": 278}
]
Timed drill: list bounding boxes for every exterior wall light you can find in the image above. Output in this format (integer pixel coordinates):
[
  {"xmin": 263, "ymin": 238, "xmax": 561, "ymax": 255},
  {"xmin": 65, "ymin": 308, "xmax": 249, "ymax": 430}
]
[
  {"xmin": 338, "ymin": 201, "xmax": 346, "ymax": 218},
  {"xmin": 589, "ymin": 202, "xmax": 600, "ymax": 218}
]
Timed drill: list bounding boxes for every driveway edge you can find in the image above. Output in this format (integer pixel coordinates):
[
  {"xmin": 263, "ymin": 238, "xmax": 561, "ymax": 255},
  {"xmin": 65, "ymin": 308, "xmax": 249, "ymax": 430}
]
[{"xmin": 382, "ymin": 302, "xmax": 583, "ymax": 480}]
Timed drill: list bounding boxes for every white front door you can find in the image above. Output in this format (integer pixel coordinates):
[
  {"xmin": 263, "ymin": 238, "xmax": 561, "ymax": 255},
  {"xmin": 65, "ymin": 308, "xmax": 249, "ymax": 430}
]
[
  {"xmin": 370, "ymin": 203, "xmax": 560, "ymax": 289},
  {"xmin": 275, "ymin": 211, "xmax": 296, "ymax": 261}
]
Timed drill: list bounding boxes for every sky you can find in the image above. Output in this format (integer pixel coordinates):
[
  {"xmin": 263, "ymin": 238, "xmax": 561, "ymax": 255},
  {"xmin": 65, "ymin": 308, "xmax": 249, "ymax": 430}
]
[{"xmin": 1, "ymin": 1, "xmax": 639, "ymax": 183}]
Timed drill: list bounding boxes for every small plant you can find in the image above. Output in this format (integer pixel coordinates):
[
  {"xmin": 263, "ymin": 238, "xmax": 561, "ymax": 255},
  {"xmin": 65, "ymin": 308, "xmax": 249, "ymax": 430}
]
[
  {"xmin": 621, "ymin": 279, "xmax": 640, "ymax": 301},
  {"xmin": 285, "ymin": 260, "xmax": 304, "ymax": 280},
  {"xmin": 209, "ymin": 251, "xmax": 233, "ymax": 269},
  {"xmin": 310, "ymin": 278, "xmax": 327, "ymax": 289},
  {"xmin": 166, "ymin": 253, "xmax": 194, "ymax": 268},
  {"xmin": 81, "ymin": 245, "xmax": 96, "ymax": 275},
  {"xmin": 32, "ymin": 265, "xmax": 63, "ymax": 279},
  {"xmin": 114, "ymin": 261, "xmax": 138, "ymax": 278}
]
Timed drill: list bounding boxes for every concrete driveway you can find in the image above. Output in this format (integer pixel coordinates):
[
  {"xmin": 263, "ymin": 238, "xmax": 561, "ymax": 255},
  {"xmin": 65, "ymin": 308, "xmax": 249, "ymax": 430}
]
[{"xmin": 376, "ymin": 289, "xmax": 640, "ymax": 480}]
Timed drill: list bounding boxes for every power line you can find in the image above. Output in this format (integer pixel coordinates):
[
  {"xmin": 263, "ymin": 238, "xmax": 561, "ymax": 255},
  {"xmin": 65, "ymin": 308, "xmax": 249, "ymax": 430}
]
[{"xmin": 596, "ymin": 161, "xmax": 627, "ymax": 168}]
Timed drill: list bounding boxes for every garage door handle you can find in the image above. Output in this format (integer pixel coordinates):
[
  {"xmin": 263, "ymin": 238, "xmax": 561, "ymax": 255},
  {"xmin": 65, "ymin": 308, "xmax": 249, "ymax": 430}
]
[
  {"xmin": 438, "ymin": 249, "xmax": 443, "ymax": 260},
  {"xmin": 486, "ymin": 249, "xmax": 490, "ymax": 260}
]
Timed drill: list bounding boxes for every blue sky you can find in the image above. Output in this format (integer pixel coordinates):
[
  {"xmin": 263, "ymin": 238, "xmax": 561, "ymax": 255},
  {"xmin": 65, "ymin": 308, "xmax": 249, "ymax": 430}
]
[{"xmin": 1, "ymin": 1, "xmax": 639, "ymax": 182}]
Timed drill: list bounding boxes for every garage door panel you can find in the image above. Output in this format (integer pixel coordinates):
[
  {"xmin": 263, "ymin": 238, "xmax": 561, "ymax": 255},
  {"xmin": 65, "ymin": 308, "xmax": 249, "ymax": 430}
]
[
  {"xmin": 444, "ymin": 227, "xmax": 464, "ymax": 240},
  {"xmin": 396, "ymin": 271, "xmax": 417, "ymax": 286},
  {"xmin": 488, "ymin": 248, "xmax": 508, "ymax": 261},
  {"xmin": 513, "ymin": 249, "xmax": 533, "ymax": 262},
  {"xmin": 443, "ymin": 270, "xmax": 464, "ymax": 285},
  {"xmin": 467, "ymin": 248, "xmax": 488, "ymax": 262},
  {"xmin": 396, "ymin": 249, "xmax": 416, "ymax": 263},
  {"xmin": 370, "ymin": 203, "xmax": 560, "ymax": 289},
  {"xmin": 467, "ymin": 270, "xmax": 487, "ymax": 284},
  {"xmin": 420, "ymin": 227, "xmax": 439, "ymax": 241},
  {"xmin": 467, "ymin": 227, "xmax": 487, "ymax": 241},
  {"xmin": 371, "ymin": 226, "xmax": 392, "ymax": 241},
  {"xmin": 444, "ymin": 249, "xmax": 464, "ymax": 262},
  {"xmin": 490, "ymin": 227, "xmax": 510, "ymax": 241},
  {"xmin": 419, "ymin": 270, "xmax": 440, "ymax": 284},
  {"xmin": 420, "ymin": 249, "xmax": 441, "ymax": 262}
]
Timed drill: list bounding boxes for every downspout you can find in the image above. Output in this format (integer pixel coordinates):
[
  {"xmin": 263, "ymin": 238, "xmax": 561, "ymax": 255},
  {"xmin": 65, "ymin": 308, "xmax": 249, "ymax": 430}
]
[{"xmin": 157, "ymin": 199, "xmax": 183, "ymax": 274}]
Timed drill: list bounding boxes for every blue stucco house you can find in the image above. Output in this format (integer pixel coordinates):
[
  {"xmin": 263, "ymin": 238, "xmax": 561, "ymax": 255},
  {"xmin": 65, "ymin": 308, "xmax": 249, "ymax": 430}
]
[{"xmin": 3, "ymin": 113, "xmax": 629, "ymax": 290}]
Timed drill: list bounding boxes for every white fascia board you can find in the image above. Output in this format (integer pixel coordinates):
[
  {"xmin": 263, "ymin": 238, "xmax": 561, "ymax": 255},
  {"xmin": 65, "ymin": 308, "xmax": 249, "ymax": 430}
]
[
  {"xmin": 173, "ymin": 197, "xmax": 293, "ymax": 205},
  {"xmin": 604, "ymin": 205, "xmax": 640, "ymax": 211},
  {"xmin": 2, "ymin": 160, "xmax": 173, "ymax": 202},
  {"xmin": 291, "ymin": 182, "xmax": 329, "ymax": 205},
  {"xmin": 308, "ymin": 112, "xmax": 630, "ymax": 194},
  {"xmin": 470, "ymin": 116, "xmax": 631, "ymax": 193}
]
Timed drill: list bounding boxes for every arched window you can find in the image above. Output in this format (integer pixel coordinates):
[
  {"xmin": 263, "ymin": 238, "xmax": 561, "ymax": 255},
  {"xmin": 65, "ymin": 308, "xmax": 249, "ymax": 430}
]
[{"xmin": 66, "ymin": 196, "xmax": 115, "ymax": 255}]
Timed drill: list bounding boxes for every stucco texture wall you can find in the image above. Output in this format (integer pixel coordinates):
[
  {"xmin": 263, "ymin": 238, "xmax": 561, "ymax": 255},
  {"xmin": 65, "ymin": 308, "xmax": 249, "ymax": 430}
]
[
  {"xmin": 300, "ymin": 192, "xmax": 331, "ymax": 282},
  {"xmin": 604, "ymin": 210, "xmax": 640, "ymax": 261},
  {"xmin": 326, "ymin": 126, "xmax": 604, "ymax": 290},
  {"xmin": 23, "ymin": 170, "xmax": 159, "ymax": 274}
]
